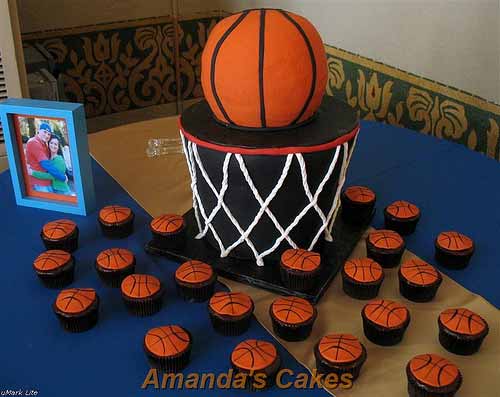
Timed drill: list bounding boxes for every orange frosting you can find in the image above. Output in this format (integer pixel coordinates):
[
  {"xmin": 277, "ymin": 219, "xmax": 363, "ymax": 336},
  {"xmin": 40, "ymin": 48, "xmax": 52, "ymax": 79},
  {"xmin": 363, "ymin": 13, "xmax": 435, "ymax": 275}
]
[
  {"xmin": 55, "ymin": 288, "xmax": 96, "ymax": 314},
  {"xmin": 231, "ymin": 339, "xmax": 278, "ymax": 371},
  {"xmin": 436, "ymin": 231, "xmax": 473, "ymax": 252},
  {"xmin": 209, "ymin": 292, "xmax": 253, "ymax": 316},
  {"xmin": 363, "ymin": 299, "xmax": 409, "ymax": 328},
  {"xmin": 150, "ymin": 214, "xmax": 184, "ymax": 234},
  {"xmin": 144, "ymin": 325, "xmax": 191, "ymax": 357},
  {"xmin": 99, "ymin": 205, "xmax": 132, "ymax": 224},
  {"xmin": 34, "ymin": 250, "xmax": 71, "ymax": 271},
  {"xmin": 439, "ymin": 308, "xmax": 487, "ymax": 336},
  {"xmin": 271, "ymin": 296, "xmax": 315, "ymax": 325},
  {"xmin": 175, "ymin": 260, "xmax": 214, "ymax": 284},
  {"xmin": 317, "ymin": 334, "xmax": 363, "ymax": 363},
  {"xmin": 96, "ymin": 248, "xmax": 134, "ymax": 270},
  {"xmin": 344, "ymin": 186, "xmax": 376, "ymax": 204},
  {"xmin": 42, "ymin": 219, "xmax": 76, "ymax": 240},
  {"xmin": 368, "ymin": 230, "xmax": 404, "ymax": 250},
  {"xmin": 343, "ymin": 258, "xmax": 383, "ymax": 283},
  {"xmin": 280, "ymin": 248, "xmax": 321, "ymax": 272},
  {"xmin": 121, "ymin": 274, "xmax": 161, "ymax": 299},
  {"xmin": 400, "ymin": 258, "xmax": 440, "ymax": 286},
  {"xmin": 385, "ymin": 200, "xmax": 420, "ymax": 219},
  {"xmin": 409, "ymin": 354, "xmax": 460, "ymax": 387}
]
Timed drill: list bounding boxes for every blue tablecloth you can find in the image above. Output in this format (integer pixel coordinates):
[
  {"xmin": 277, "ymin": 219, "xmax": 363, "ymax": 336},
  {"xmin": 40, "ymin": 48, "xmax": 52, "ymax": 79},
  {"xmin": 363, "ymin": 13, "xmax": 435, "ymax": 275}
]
[{"xmin": 1, "ymin": 120, "xmax": 498, "ymax": 396}]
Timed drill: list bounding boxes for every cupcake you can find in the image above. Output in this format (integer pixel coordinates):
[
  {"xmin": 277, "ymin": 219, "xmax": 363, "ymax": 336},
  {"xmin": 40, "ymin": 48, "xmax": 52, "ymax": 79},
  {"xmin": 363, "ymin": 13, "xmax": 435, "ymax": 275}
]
[
  {"xmin": 399, "ymin": 258, "xmax": 442, "ymax": 302},
  {"xmin": 95, "ymin": 248, "xmax": 136, "ymax": 288},
  {"xmin": 340, "ymin": 185, "xmax": 376, "ymax": 224},
  {"xmin": 175, "ymin": 260, "xmax": 217, "ymax": 302},
  {"xmin": 33, "ymin": 250, "xmax": 75, "ymax": 288},
  {"xmin": 384, "ymin": 200, "xmax": 420, "ymax": 235},
  {"xmin": 98, "ymin": 205, "xmax": 134, "ymax": 238},
  {"xmin": 53, "ymin": 288, "xmax": 99, "ymax": 332},
  {"xmin": 406, "ymin": 354, "xmax": 462, "ymax": 397},
  {"xmin": 435, "ymin": 231, "xmax": 474, "ymax": 269},
  {"xmin": 269, "ymin": 296, "xmax": 317, "ymax": 341},
  {"xmin": 120, "ymin": 274, "xmax": 163, "ymax": 316},
  {"xmin": 208, "ymin": 291, "xmax": 254, "ymax": 336},
  {"xmin": 314, "ymin": 333, "xmax": 367, "ymax": 382},
  {"xmin": 231, "ymin": 339, "xmax": 281, "ymax": 391},
  {"xmin": 342, "ymin": 257, "xmax": 384, "ymax": 300},
  {"xmin": 279, "ymin": 248, "xmax": 321, "ymax": 292},
  {"xmin": 150, "ymin": 214, "xmax": 186, "ymax": 250},
  {"xmin": 366, "ymin": 229, "xmax": 405, "ymax": 268},
  {"xmin": 41, "ymin": 219, "xmax": 78, "ymax": 252},
  {"xmin": 143, "ymin": 325, "xmax": 192, "ymax": 372},
  {"xmin": 361, "ymin": 299, "xmax": 410, "ymax": 346},
  {"xmin": 438, "ymin": 308, "xmax": 489, "ymax": 355}
]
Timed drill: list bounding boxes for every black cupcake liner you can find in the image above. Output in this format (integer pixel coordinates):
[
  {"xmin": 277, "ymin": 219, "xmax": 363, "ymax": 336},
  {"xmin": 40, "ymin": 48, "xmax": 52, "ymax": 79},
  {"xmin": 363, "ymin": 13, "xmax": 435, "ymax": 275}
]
[
  {"xmin": 399, "ymin": 277, "xmax": 441, "ymax": 302},
  {"xmin": 438, "ymin": 327, "xmax": 487, "ymax": 355},
  {"xmin": 340, "ymin": 202, "xmax": 375, "ymax": 225},
  {"xmin": 406, "ymin": 363, "xmax": 462, "ymax": 397},
  {"xmin": 342, "ymin": 274, "xmax": 383, "ymax": 300},
  {"xmin": 151, "ymin": 229, "xmax": 186, "ymax": 251},
  {"xmin": 314, "ymin": 343, "xmax": 367, "ymax": 382},
  {"xmin": 145, "ymin": 346, "xmax": 192, "ymax": 373},
  {"xmin": 176, "ymin": 280, "xmax": 216, "ymax": 302},
  {"xmin": 384, "ymin": 216, "xmax": 419, "ymax": 236},
  {"xmin": 366, "ymin": 246, "xmax": 404, "ymax": 269},
  {"xmin": 99, "ymin": 217, "xmax": 134, "ymax": 239},
  {"xmin": 362, "ymin": 316, "xmax": 410, "ymax": 346},
  {"xmin": 434, "ymin": 248, "xmax": 473, "ymax": 269},
  {"xmin": 36, "ymin": 264, "xmax": 75, "ymax": 289},
  {"xmin": 279, "ymin": 267, "xmax": 318, "ymax": 292},
  {"xmin": 209, "ymin": 312, "xmax": 252, "ymax": 336},
  {"xmin": 54, "ymin": 299, "xmax": 99, "ymax": 333},
  {"xmin": 122, "ymin": 291, "xmax": 163, "ymax": 316},
  {"xmin": 231, "ymin": 359, "xmax": 281, "ymax": 391},
  {"xmin": 271, "ymin": 318, "xmax": 315, "ymax": 341},
  {"xmin": 96, "ymin": 262, "xmax": 136, "ymax": 288},
  {"xmin": 41, "ymin": 229, "xmax": 79, "ymax": 252}
]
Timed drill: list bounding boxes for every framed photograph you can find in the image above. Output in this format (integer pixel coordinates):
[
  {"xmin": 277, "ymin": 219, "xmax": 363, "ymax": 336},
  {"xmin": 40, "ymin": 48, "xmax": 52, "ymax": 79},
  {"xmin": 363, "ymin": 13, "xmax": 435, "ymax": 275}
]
[{"xmin": 0, "ymin": 98, "xmax": 95, "ymax": 215}]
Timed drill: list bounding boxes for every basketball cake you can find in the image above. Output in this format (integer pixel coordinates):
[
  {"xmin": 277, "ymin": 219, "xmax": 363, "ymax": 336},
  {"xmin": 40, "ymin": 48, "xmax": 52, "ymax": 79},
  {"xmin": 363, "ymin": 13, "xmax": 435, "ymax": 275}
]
[{"xmin": 179, "ymin": 9, "xmax": 359, "ymax": 266}]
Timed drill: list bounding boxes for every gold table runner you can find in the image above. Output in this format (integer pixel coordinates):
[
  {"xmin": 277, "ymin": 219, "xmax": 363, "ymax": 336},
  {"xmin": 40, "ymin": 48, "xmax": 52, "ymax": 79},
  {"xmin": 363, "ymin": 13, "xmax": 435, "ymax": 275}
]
[{"xmin": 89, "ymin": 116, "xmax": 499, "ymax": 396}]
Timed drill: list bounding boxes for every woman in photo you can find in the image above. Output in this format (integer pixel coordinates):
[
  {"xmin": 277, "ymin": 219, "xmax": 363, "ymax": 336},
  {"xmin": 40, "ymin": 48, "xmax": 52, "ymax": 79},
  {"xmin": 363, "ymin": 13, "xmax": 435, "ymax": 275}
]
[{"xmin": 28, "ymin": 135, "xmax": 72, "ymax": 195}]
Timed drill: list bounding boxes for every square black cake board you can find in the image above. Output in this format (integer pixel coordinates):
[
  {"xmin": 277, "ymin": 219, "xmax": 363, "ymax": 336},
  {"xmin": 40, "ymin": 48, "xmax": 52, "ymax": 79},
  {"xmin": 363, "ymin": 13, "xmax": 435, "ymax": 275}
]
[{"xmin": 145, "ymin": 209, "xmax": 372, "ymax": 304}]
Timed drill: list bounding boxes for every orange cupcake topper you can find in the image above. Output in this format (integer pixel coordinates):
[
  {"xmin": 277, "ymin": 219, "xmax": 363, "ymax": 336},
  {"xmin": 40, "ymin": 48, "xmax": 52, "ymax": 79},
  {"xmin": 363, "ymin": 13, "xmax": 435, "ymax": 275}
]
[
  {"xmin": 368, "ymin": 230, "xmax": 404, "ymax": 250},
  {"xmin": 385, "ymin": 200, "xmax": 420, "ymax": 219},
  {"xmin": 42, "ymin": 219, "xmax": 76, "ymax": 240},
  {"xmin": 55, "ymin": 288, "xmax": 96, "ymax": 314},
  {"xmin": 363, "ymin": 299, "xmax": 409, "ymax": 328},
  {"xmin": 409, "ymin": 354, "xmax": 460, "ymax": 388},
  {"xmin": 121, "ymin": 274, "xmax": 161, "ymax": 299},
  {"xmin": 150, "ymin": 214, "xmax": 184, "ymax": 234},
  {"xmin": 34, "ymin": 250, "xmax": 71, "ymax": 271},
  {"xmin": 400, "ymin": 258, "xmax": 440, "ymax": 286},
  {"xmin": 439, "ymin": 308, "xmax": 487, "ymax": 336},
  {"xmin": 271, "ymin": 296, "xmax": 315, "ymax": 325},
  {"xmin": 343, "ymin": 258, "xmax": 383, "ymax": 283},
  {"xmin": 144, "ymin": 325, "xmax": 191, "ymax": 357},
  {"xmin": 344, "ymin": 186, "xmax": 375, "ymax": 203},
  {"xmin": 96, "ymin": 248, "xmax": 134, "ymax": 270},
  {"xmin": 99, "ymin": 205, "xmax": 132, "ymax": 224},
  {"xmin": 436, "ymin": 231, "xmax": 473, "ymax": 252},
  {"xmin": 175, "ymin": 260, "xmax": 214, "ymax": 283},
  {"xmin": 281, "ymin": 248, "xmax": 321, "ymax": 271},
  {"xmin": 209, "ymin": 292, "xmax": 253, "ymax": 316},
  {"xmin": 231, "ymin": 339, "xmax": 278, "ymax": 371},
  {"xmin": 318, "ymin": 334, "xmax": 363, "ymax": 363}
]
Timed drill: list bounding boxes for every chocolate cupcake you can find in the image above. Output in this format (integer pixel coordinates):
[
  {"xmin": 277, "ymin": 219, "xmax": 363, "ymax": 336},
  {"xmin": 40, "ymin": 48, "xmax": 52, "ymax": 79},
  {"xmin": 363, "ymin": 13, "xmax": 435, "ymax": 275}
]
[
  {"xmin": 41, "ymin": 219, "xmax": 78, "ymax": 252},
  {"xmin": 98, "ymin": 205, "xmax": 134, "ymax": 238},
  {"xmin": 366, "ymin": 229, "xmax": 405, "ymax": 268},
  {"xmin": 144, "ymin": 325, "xmax": 192, "ymax": 372},
  {"xmin": 361, "ymin": 299, "xmax": 410, "ymax": 346},
  {"xmin": 406, "ymin": 353, "xmax": 462, "ymax": 397},
  {"xmin": 435, "ymin": 231, "xmax": 474, "ymax": 269},
  {"xmin": 231, "ymin": 339, "xmax": 281, "ymax": 391},
  {"xmin": 150, "ymin": 214, "xmax": 186, "ymax": 250},
  {"xmin": 399, "ymin": 258, "xmax": 442, "ymax": 302},
  {"xmin": 53, "ymin": 288, "xmax": 99, "ymax": 332},
  {"xmin": 208, "ymin": 291, "xmax": 254, "ymax": 336},
  {"xmin": 120, "ymin": 274, "xmax": 163, "ymax": 316},
  {"xmin": 270, "ymin": 296, "xmax": 317, "ymax": 341},
  {"xmin": 438, "ymin": 308, "xmax": 489, "ymax": 355},
  {"xmin": 314, "ymin": 333, "xmax": 367, "ymax": 382},
  {"xmin": 342, "ymin": 257, "xmax": 384, "ymax": 300},
  {"xmin": 279, "ymin": 248, "xmax": 321, "ymax": 292},
  {"xmin": 384, "ymin": 200, "xmax": 420, "ymax": 235},
  {"xmin": 95, "ymin": 248, "xmax": 136, "ymax": 288},
  {"xmin": 175, "ymin": 260, "xmax": 216, "ymax": 302},
  {"xmin": 33, "ymin": 250, "xmax": 75, "ymax": 288},
  {"xmin": 341, "ymin": 185, "xmax": 376, "ymax": 224}
]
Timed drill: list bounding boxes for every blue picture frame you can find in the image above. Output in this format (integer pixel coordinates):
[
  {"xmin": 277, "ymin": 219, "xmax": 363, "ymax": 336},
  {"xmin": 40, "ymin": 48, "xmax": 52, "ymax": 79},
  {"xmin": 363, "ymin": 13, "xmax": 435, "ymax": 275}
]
[{"xmin": 0, "ymin": 98, "xmax": 95, "ymax": 215}]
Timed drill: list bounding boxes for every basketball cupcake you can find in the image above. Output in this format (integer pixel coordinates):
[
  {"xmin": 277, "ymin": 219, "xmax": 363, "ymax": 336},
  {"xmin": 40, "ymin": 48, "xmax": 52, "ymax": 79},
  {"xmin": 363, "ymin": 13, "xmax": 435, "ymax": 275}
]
[
  {"xmin": 341, "ymin": 257, "xmax": 384, "ymax": 300},
  {"xmin": 314, "ymin": 334, "xmax": 367, "ymax": 382},
  {"xmin": 144, "ymin": 325, "xmax": 192, "ymax": 372},
  {"xmin": 269, "ymin": 296, "xmax": 317, "ymax": 341},
  {"xmin": 384, "ymin": 200, "xmax": 420, "ymax": 235},
  {"xmin": 53, "ymin": 288, "xmax": 99, "ymax": 332},
  {"xmin": 438, "ymin": 308, "xmax": 489, "ymax": 355},
  {"xmin": 33, "ymin": 250, "xmax": 75, "ymax": 288},
  {"xmin": 208, "ymin": 291, "xmax": 254, "ymax": 336},
  {"xmin": 361, "ymin": 299, "xmax": 410, "ymax": 346},
  {"xmin": 231, "ymin": 339, "xmax": 281, "ymax": 391},
  {"xmin": 120, "ymin": 274, "xmax": 163, "ymax": 316},
  {"xmin": 435, "ymin": 231, "xmax": 474, "ymax": 269},
  {"xmin": 406, "ymin": 354, "xmax": 462, "ymax": 397},
  {"xmin": 41, "ymin": 219, "xmax": 79, "ymax": 252},
  {"xmin": 98, "ymin": 205, "xmax": 134, "ymax": 238},
  {"xmin": 175, "ymin": 260, "xmax": 217, "ymax": 302},
  {"xmin": 279, "ymin": 248, "xmax": 321, "ymax": 292},
  {"xmin": 366, "ymin": 229, "xmax": 405, "ymax": 268},
  {"xmin": 95, "ymin": 248, "xmax": 136, "ymax": 287},
  {"xmin": 399, "ymin": 258, "xmax": 442, "ymax": 302},
  {"xmin": 341, "ymin": 185, "xmax": 376, "ymax": 224},
  {"xmin": 150, "ymin": 214, "xmax": 186, "ymax": 250}
]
